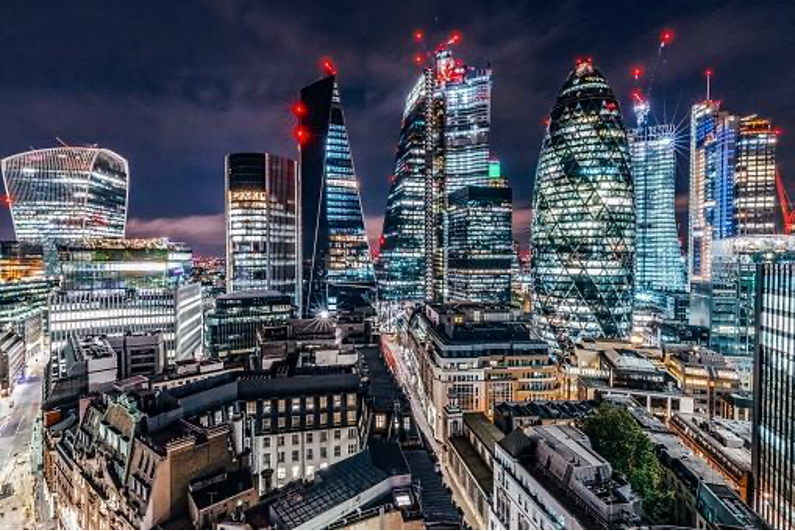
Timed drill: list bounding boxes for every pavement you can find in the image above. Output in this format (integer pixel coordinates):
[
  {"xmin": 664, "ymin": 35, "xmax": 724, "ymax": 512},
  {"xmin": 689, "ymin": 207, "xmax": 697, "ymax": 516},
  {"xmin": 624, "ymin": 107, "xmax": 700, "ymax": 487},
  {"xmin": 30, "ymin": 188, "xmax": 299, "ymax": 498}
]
[
  {"xmin": 382, "ymin": 334, "xmax": 481, "ymax": 529},
  {"xmin": 0, "ymin": 351, "xmax": 47, "ymax": 530}
]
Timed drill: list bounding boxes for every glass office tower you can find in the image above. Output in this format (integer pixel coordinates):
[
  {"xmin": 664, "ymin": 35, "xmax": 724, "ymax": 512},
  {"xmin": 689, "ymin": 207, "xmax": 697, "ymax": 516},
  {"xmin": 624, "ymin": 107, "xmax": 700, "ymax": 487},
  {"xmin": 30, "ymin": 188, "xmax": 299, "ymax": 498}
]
[
  {"xmin": 531, "ymin": 59, "xmax": 635, "ymax": 350},
  {"xmin": 377, "ymin": 74, "xmax": 428, "ymax": 302},
  {"xmin": 378, "ymin": 43, "xmax": 498, "ymax": 304},
  {"xmin": 225, "ymin": 153, "xmax": 299, "ymax": 308},
  {"xmin": 629, "ymin": 124, "xmax": 687, "ymax": 293},
  {"xmin": 48, "ymin": 238, "xmax": 202, "ymax": 362},
  {"xmin": 298, "ymin": 74, "xmax": 375, "ymax": 316},
  {"xmin": 753, "ymin": 258, "xmax": 795, "ymax": 529},
  {"xmin": 447, "ymin": 185, "xmax": 513, "ymax": 303},
  {"xmin": 2, "ymin": 147, "xmax": 128, "ymax": 242},
  {"xmin": 735, "ymin": 115, "xmax": 777, "ymax": 235}
]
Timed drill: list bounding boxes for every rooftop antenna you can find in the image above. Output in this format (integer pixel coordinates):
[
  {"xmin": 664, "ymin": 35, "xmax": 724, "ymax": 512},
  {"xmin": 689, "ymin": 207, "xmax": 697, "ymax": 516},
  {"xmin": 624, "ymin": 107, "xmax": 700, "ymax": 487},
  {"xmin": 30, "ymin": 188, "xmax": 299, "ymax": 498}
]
[
  {"xmin": 705, "ymin": 68, "xmax": 713, "ymax": 101},
  {"xmin": 55, "ymin": 137, "xmax": 69, "ymax": 148}
]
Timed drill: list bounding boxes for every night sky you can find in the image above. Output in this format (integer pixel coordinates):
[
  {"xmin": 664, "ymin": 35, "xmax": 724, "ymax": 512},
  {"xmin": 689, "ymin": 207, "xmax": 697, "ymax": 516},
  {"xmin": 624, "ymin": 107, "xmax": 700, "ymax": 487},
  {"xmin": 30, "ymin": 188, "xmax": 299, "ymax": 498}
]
[{"xmin": 1, "ymin": 1, "xmax": 793, "ymax": 255}]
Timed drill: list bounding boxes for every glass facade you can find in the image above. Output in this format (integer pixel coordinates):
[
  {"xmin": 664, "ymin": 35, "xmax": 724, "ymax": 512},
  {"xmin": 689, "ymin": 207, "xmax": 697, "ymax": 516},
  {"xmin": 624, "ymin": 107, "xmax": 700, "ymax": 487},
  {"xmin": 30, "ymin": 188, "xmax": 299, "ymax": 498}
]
[
  {"xmin": 0, "ymin": 241, "xmax": 53, "ymax": 328},
  {"xmin": 2, "ymin": 147, "xmax": 128, "ymax": 242},
  {"xmin": 711, "ymin": 236, "xmax": 795, "ymax": 357},
  {"xmin": 206, "ymin": 290, "xmax": 294, "ymax": 358},
  {"xmin": 48, "ymin": 238, "xmax": 202, "ymax": 362},
  {"xmin": 735, "ymin": 115, "xmax": 777, "ymax": 235},
  {"xmin": 377, "ymin": 74, "xmax": 428, "ymax": 302},
  {"xmin": 447, "ymin": 185, "xmax": 513, "ymax": 304},
  {"xmin": 753, "ymin": 259, "xmax": 795, "ymax": 529},
  {"xmin": 629, "ymin": 124, "xmax": 687, "ymax": 293},
  {"xmin": 378, "ymin": 45, "xmax": 499, "ymax": 304},
  {"xmin": 531, "ymin": 60, "xmax": 635, "ymax": 349},
  {"xmin": 299, "ymin": 75, "xmax": 375, "ymax": 316},
  {"xmin": 225, "ymin": 153, "xmax": 299, "ymax": 307}
]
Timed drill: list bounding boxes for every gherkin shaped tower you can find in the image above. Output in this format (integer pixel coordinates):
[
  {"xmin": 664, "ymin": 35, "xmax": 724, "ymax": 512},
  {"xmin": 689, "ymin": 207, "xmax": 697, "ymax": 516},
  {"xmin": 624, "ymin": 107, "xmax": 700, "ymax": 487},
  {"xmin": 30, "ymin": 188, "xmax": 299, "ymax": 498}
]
[{"xmin": 531, "ymin": 60, "xmax": 635, "ymax": 349}]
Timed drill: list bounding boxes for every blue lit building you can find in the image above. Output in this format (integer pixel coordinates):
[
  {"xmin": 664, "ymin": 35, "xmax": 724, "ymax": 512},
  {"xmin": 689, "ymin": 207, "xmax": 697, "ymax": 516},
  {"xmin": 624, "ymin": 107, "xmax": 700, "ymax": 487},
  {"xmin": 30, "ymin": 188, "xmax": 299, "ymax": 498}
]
[
  {"xmin": 629, "ymin": 123, "xmax": 687, "ymax": 293},
  {"xmin": 531, "ymin": 60, "xmax": 635, "ymax": 350},
  {"xmin": 299, "ymin": 73, "xmax": 375, "ymax": 316}
]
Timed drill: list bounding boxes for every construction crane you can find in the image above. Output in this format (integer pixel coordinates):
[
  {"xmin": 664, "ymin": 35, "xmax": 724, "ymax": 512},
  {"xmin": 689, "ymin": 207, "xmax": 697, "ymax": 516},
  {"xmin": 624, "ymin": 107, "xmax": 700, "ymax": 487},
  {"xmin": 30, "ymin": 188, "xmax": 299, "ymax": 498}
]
[
  {"xmin": 631, "ymin": 29, "xmax": 675, "ymax": 127},
  {"xmin": 775, "ymin": 170, "xmax": 795, "ymax": 234}
]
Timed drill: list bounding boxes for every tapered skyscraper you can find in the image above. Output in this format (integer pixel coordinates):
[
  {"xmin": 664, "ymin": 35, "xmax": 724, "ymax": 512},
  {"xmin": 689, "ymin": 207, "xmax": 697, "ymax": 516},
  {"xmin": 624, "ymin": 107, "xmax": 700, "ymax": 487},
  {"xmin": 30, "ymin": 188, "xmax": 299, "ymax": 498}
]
[
  {"xmin": 531, "ymin": 59, "xmax": 635, "ymax": 349},
  {"xmin": 298, "ymin": 70, "xmax": 375, "ymax": 316}
]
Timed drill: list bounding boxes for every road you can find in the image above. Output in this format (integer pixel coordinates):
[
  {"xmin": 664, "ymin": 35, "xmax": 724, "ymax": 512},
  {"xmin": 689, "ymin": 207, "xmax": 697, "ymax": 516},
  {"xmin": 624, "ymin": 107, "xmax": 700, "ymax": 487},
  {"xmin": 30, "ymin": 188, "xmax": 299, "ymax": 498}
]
[
  {"xmin": 382, "ymin": 334, "xmax": 481, "ymax": 529},
  {"xmin": 0, "ymin": 350, "xmax": 47, "ymax": 530}
]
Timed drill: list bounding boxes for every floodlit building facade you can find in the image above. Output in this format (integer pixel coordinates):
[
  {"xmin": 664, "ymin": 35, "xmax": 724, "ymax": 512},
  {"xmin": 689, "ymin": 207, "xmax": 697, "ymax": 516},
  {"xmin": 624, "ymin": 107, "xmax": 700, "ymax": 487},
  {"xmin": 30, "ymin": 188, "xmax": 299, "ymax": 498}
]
[
  {"xmin": 734, "ymin": 115, "xmax": 778, "ymax": 235},
  {"xmin": 2, "ymin": 147, "xmax": 128, "ymax": 242}
]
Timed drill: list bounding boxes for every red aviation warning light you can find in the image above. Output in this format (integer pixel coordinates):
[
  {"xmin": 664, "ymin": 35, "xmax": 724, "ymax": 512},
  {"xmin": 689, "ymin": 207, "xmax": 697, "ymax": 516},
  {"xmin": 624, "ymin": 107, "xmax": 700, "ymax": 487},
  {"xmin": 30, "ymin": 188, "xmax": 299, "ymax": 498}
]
[
  {"xmin": 1, "ymin": 195, "xmax": 11, "ymax": 206},
  {"xmin": 414, "ymin": 29, "xmax": 424, "ymax": 42},
  {"xmin": 632, "ymin": 66, "xmax": 643, "ymax": 81},
  {"xmin": 414, "ymin": 53, "xmax": 424, "ymax": 66},
  {"xmin": 321, "ymin": 57, "xmax": 337, "ymax": 76},
  {"xmin": 291, "ymin": 101, "xmax": 307, "ymax": 118},
  {"xmin": 660, "ymin": 29, "xmax": 674, "ymax": 46},
  {"xmin": 448, "ymin": 31, "xmax": 462, "ymax": 45},
  {"xmin": 293, "ymin": 125, "xmax": 310, "ymax": 145}
]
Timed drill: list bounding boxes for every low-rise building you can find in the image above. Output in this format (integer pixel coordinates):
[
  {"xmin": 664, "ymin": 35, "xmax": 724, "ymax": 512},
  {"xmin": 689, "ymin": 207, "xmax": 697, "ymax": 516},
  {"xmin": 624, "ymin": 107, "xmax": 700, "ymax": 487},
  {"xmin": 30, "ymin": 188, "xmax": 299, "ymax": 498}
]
[
  {"xmin": 664, "ymin": 344, "xmax": 741, "ymax": 415},
  {"xmin": 491, "ymin": 425, "xmax": 641, "ymax": 529},
  {"xmin": 0, "ymin": 326, "xmax": 25, "ymax": 395},
  {"xmin": 402, "ymin": 303, "xmax": 560, "ymax": 439}
]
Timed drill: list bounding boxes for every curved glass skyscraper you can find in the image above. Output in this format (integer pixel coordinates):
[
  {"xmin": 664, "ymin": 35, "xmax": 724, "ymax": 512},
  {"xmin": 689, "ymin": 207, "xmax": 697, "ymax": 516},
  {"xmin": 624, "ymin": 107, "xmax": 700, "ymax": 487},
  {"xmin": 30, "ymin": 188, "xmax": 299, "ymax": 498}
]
[
  {"xmin": 2, "ymin": 147, "xmax": 129, "ymax": 242},
  {"xmin": 531, "ymin": 60, "xmax": 635, "ymax": 349}
]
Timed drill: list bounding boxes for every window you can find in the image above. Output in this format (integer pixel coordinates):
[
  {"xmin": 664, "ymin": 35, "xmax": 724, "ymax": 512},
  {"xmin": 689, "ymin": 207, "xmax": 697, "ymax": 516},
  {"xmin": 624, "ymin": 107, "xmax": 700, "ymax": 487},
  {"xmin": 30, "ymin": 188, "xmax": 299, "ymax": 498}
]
[
  {"xmin": 320, "ymin": 447, "xmax": 327, "ymax": 459},
  {"xmin": 277, "ymin": 435, "xmax": 285, "ymax": 446},
  {"xmin": 333, "ymin": 412, "xmax": 341, "ymax": 426},
  {"xmin": 278, "ymin": 416, "xmax": 285, "ymax": 429},
  {"xmin": 262, "ymin": 453, "xmax": 271, "ymax": 467},
  {"xmin": 277, "ymin": 452, "xmax": 285, "ymax": 464},
  {"xmin": 333, "ymin": 395, "xmax": 341, "ymax": 409},
  {"xmin": 291, "ymin": 434, "xmax": 299, "ymax": 445},
  {"xmin": 320, "ymin": 413, "xmax": 328, "ymax": 425},
  {"xmin": 319, "ymin": 396, "xmax": 328, "ymax": 409},
  {"xmin": 292, "ymin": 415, "xmax": 301, "ymax": 427},
  {"xmin": 347, "ymin": 393, "xmax": 356, "ymax": 407},
  {"xmin": 334, "ymin": 429, "xmax": 341, "ymax": 440},
  {"xmin": 347, "ymin": 443, "xmax": 357, "ymax": 454},
  {"xmin": 278, "ymin": 399, "xmax": 285, "ymax": 412},
  {"xmin": 306, "ymin": 432, "xmax": 313, "ymax": 444},
  {"xmin": 306, "ymin": 398, "xmax": 315, "ymax": 412},
  {"xmin": 262, "ymin": 417, "xmax": 270, "ymax": 430},
  {"xmin": 320, "ymin": 431, "xmax": 328, "ymax": 443},
  {"xmin": 376, "ymin": 414, "xmax": 386, "ymax": 429},
  {"xmin": 306, "ymin": 415, "xmax": 314, "ymax": 427},
  {"xmin": 347, "ymin": 410, "xmax": 356, "ymax": 423},
  {"xmin": 292, "ymin": 450, "xmax": 299, "ymax": 462},
  {"xmin": 247, "ymin": 401, "xmax": 256, "ymax": 415},
  {"xmin": 277, "ymin": 467, "xmax": 286, "ymax": 480},
  {"xmin": 263, "ymin": 401, "xmax": 271, "ymax": 414},
  {"xmin": 334, "ymin": 446, "xmax": 341, "ymax": 457},
  {"xmin": 263, "ymin": 436, "xmax": 271, "ymax": 448},
  {"xmin": 307, "ymin": 448, "xmax": 314, "ymax": 460},
  {"xmin": 291, "ymin": 398, "xmax": 301, "ymax": 412},
  {"xmin": 348, "ymin": 428, "xmax": 357, "ymax": 439}
]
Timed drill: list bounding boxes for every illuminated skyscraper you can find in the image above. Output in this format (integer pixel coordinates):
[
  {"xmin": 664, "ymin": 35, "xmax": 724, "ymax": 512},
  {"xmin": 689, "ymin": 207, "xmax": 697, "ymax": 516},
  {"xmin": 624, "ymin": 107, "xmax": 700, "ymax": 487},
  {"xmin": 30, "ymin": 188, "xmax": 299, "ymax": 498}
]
[
  {"xmin": 377, "ymin": 74, "xmax": 428, "ymax": 302},
  {"xmin": 298, "ymin": 72, "xmax": 375, "ymax": 316},
  {"xmin": 753, "ymin": 257, "xmax": 795, "ymax": 529},
  {"xmin": 735, "ymin": 115, "xmax": 778, "ymax": 235},
  {"xmin": 629, "ymin": 124, "xmax": 687, "ymax": 292},
  {"xmin": 447, "ymin": 184, "xmax": 513, "ymax": 303},
  {"xmin": 225, "ymin": 153, "xmax": 299, "ymax": 307},
  {"xmin": 378, "ymin": 39, "xmax": 499, "ymax": 304},
  {"xmin": 2, "ymin": 147, "xmax": 128, "ymax": 242},
  {"xmin": 531, "ymin": 59, "xmax": 635, "ymax": 349}
]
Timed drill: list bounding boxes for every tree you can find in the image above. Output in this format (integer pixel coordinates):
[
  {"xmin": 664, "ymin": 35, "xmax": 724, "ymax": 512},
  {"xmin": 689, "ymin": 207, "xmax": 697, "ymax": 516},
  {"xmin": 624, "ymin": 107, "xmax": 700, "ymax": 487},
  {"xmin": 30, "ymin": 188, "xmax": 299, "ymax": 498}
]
[{"xmin": 582, "ymin": 403, "xmax": 674, "ymax": 523}]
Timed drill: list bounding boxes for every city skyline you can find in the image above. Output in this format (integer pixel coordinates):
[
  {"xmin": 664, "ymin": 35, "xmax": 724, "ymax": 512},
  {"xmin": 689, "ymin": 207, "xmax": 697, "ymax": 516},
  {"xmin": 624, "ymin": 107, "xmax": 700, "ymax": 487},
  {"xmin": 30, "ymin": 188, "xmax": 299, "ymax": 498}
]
[{"xmin": 0, "ymin": 2, "xmax": 793, "ymax": 255}]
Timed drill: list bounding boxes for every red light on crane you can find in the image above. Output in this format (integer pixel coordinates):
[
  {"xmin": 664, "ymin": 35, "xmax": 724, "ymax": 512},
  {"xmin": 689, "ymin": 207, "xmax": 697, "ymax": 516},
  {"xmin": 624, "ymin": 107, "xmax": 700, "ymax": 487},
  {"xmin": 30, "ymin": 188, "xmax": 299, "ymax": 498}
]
[
  {"xmin": 660, "ymin": 29, "xmax": 674, "ymax": 46},
  {"xmin": 321, "ymin": 57, "xmax": 337, "ymax": 76},
  {"xmin": 414, "ymin": 30, "xmax": 424, "ymax": 42},
  {"xmin": 448, "ymin": 31, "xmax": 462, "ymax": 45},
  {"xmin": 632, "ymin": 66, "xmax": 643, "ymax": 80},
  {"xmin": 294, "ymin": 125, "xmax": 310, "ymax": 145},
  {"xmin": 414, "ymin": 53, "xmax": 424, "ymax": 66},
  {"xmin": 705, "ymin": 68, "xmax": 714, "ymax": 77}
]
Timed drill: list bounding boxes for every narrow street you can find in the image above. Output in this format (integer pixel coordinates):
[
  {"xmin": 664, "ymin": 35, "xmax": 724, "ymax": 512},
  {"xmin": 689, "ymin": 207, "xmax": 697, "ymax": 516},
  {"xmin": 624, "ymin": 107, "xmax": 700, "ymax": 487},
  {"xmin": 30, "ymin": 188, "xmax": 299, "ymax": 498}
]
[
  {"xmin": 0, "ymin": 351, "xmax": 47, "ymax": 529},
  {"xmin": 382, "ymin": 334, "xmax": 481, "ymax": 529}
]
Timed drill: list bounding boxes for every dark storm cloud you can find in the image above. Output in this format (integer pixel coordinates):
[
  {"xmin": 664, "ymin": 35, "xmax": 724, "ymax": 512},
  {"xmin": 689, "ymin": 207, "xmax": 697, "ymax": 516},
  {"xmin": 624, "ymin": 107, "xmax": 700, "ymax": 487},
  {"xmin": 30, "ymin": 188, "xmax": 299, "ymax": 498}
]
[{"xmin": 0, "ymin": 0, "xmax": 793, "ymax": 255}]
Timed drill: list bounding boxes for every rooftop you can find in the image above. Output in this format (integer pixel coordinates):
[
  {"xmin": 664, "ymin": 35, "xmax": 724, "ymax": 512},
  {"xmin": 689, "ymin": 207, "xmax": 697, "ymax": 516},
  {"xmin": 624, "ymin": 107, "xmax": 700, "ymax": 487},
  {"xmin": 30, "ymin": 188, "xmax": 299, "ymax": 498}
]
[
  {"xmin": 269, "ymin": 442, "xmax": 409, "ymax": 529},
  {"xmin": 190, "ymin": 470, "xmax": 253, "ymax": 510}
]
